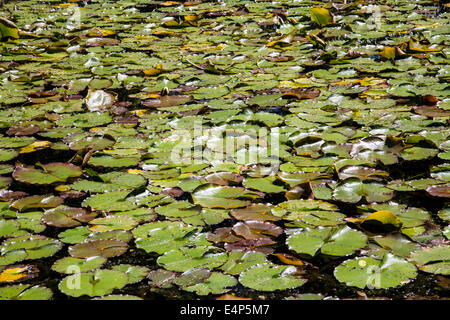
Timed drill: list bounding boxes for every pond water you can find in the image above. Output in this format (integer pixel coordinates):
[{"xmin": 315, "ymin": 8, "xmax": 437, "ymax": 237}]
[{"xmin": 0, "ymin": 0, "xmax": 448, "ymax": 300}]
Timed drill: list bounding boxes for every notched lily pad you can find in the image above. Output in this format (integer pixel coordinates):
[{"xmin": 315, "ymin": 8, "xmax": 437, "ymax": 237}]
[
  {"xmin": 239, "ymin": 263, "xmax": 307, "ymax": 292},
  {"xmin": 43, "ymin": 206, "xmax": 95, "ymax": 228},
  {"xmin": 13, "ymin": 163, "xmax": 82, "ymax": 185},
  {"xmin": 409, "ymin": 246, "xmax": 450, "ymax": 275},
  {"xmin": 58, "ymin": 270, "xmax": 128, "ymax": 297},
  {"xmin": 334, "ymin": 254, "xmax": 417, "ymax": 289}
]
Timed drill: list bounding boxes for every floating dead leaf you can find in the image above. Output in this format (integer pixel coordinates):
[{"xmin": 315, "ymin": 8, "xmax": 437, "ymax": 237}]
[
  {"xmin": 0, "ymin": 265, "xmax": 39, "ymax": 283},
  {"xmin": 275, "ymin": 253, "xmax": 305, "ymax": 267}
]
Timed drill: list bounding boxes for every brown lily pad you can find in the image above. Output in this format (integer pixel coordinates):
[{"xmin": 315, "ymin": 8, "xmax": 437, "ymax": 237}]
[
  {"xmin": 232, "ymin": 221, "xmax": 283, "ymax": 240},
  {"xmin": 142, "ymin": 95, "xmax": 193, "ymax": 108},
  {"xmin": 230, "ymin": 204, "xmax": 280, "ymax": 221},
  {"xmin": 68, "ymin": 239, "xmax": 129, "ymax": 258},
  {"xmin": 426, "ymin": 184, "xmax": 450, "ymax": 198},
  {"xmin": 43, "ymin": 206, "xmax": 96, "ymax": 228}
]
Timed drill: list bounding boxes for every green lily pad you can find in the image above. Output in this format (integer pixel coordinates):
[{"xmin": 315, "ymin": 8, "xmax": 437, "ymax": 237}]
[
  {"xmin": 239, "ymin": 263, "xmax": 307, "ymax": 292},
  {"xmin": 409, "ymin": 246, "xmax": 450, "ymax": 275},
  {"xmin": 58, "ymin": 270, "xmax": 128, "ymax": 297},
  {"xmin": 372, "ymin": 233, "xmax": 420, "ymax": 258},
  {"xmin": 0, "ymin": 219, "xmax": 20, "ymax": 237},
  {"xmin": 182, "ymin": 272, "xmax": 237, "ymax": 296},
  {"xmin": 287, "ymin": 226, "xmax": 367, "ymax": 257},
  {"xmin": 88, "ymin": 216, "xmax": 138, "ymax": 232},
  {"xmin": 334, "ymin": 254, "xmax": 417, "ymax": 289},
  {"xmin": 242, "ymin": 177, "xmax": 286, "ymax": 193},
  {"xmin": 111, "ymin": 264, "xmax": 150, "ymax": 284},
  {"xmin": 173, "ymin": 268, "xmax": 212, "ymax": 287},
  {"xmin": 51, "ymin": 256, "xmax": 107, "ymax": 274},
  {"xmin": 0, "ymin": 235, "xmax": 62, "ymax": 263},
  {"xmin": 309, "ymin": 8, "xmax": 334, "ymax": 27},
  {"xmin": 0, "ymin": 18, "xmax": 19, "ymax": 40},
  {"xmin": 0, "ymin": 284, "xmax": 52, "ymax": 300},
  {"xmin": 220, "ymin": 250, "xmax": 269, "ymax": 275},
  {"xmin": 192, "ymin": 185, "xmax": 262, "ymax": 209},
  {"xmin": 133, "ymin": 221, "xmax": 208, "ymax": 255},
  {"xmin": 11, "ymin": 195, "xmax": 63, "ymax": 212},
  {"xmin": 82, "ymin": 191, "xmax": 138, "ymax": 212},
  {"xmin": 0, "ymin": 149, "xmax": 18, "ymax": 162},
  {"xmin": 13, "ymin": 163, "xmax": 82, "ymax": 185},
  {"xmin": 71, "ymin": 172, "xmax": 147, "ymax": 193},
  {"xmin": 157, "ymin": 246, "xmax": 228, "ymax": 272}
]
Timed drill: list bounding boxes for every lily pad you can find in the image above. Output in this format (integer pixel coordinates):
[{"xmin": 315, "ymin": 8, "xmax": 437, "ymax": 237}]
[
  {"xmin": 287, "ymin": 226, "xmax": 368, "ymax": 257},
  {"xmin": 409, "ymin": 246, "xmax": 450, "ymax": 275},
  {"xmin": 334, "ymin": 254, "xmax": 417, "ymax": 289},
  {"xmin": 43, "ymin": 206, "xmax": 95, "ymax": 228},
  {"xmin": 157, "ymin": 246, "xmax": 228, "ymax": 272},
  {"xmin": 0, "ymin": 284, "xmax": 52, "ymax": 300},
  {"xmin": 58, "ymin": 270, "xmax": 128, "ymax": 297},
  {"xmin": 68, "ymin": 239, "xmax": 128, "ymax": 258},
  {"xmin": 51, "ymin": 256, "xmax": 107, "ymax": 274},
  {"xmin": 239, "ymin": 263, "xmax": 307, "ymax": 292},
  {"xmin": 192, "ymin": 185, "xmax": 262, "ymax": 209},
  {"xmin": 333, "ymin": 178, "xmax": 395, "ymax": 203},
  {"xmin": 88, "ymin": 216, "xmax": 138, "ymax": 232},
  {"xmin": 182, "ymin": 272, "xmax": 237, "ymax": 296},
  {"xmin": 111, "ymin": 264, "xmax": 150, "ymax": 284},
  {"xmin": 13, "ymin": 163, "xmax": 82, "ymax": 185}
]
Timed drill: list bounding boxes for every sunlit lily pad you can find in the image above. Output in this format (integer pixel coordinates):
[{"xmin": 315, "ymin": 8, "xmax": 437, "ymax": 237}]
[
  {"xmin": 287, "ymin": 226, "xmax": 367, "ymax": 257},
  {"xmin": 51, "ymin": 256, "xmax": 107, "ymax": 274},
  {"xmin": 333, "ymin": 178, "xmax": 395, "ymax": 203},
  {"xmin": 58, "ymin": 270, "xmax": 128, "ymax": 297},
  {"xmin": 111, "ymin": 264, "xmax": 150, "ymax": 284},
  {"xmin": 192, "ymin": 185, "xmax": 262, "ymax": 209},
  {"xmin": 181, "ymin": 272, "xmax": 237, "ymax": 296},
  {"xmin": 0, "ymin": 235, "xmax": 62, "ymax": 263},
  {"xmin": 221, "ymin": 250, "xmax": 269, "ymax": 275},
  {"xmin": 88, "ymin": 216, "xmax": 138, "ymax": 232},
  {"xmin": 0, "ymin": 284, "xmax": 52, "ymax": 300},
  {"xmin": 157, "ymin": 246, "xmax": 228, "ymax": 272},
  {"xmin": 11, "ymin": 195, "xmax": 63, "ymax": 212},
  {"xmin": 334, "ymin": 254, "xmax": 417, "ymax": 289},
  {"xmin": 239, "ymin": 263, "xmax": 307, "ymax": 291},
  {"xmin": 82, "ymin": 191, "xmax": 138, "ymax": 212}
]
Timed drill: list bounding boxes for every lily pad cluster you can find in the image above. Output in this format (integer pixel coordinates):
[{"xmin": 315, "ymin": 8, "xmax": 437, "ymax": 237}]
[{"xmin": 0, "ymin": 0, "xmax": 448, "ymax": 300}]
